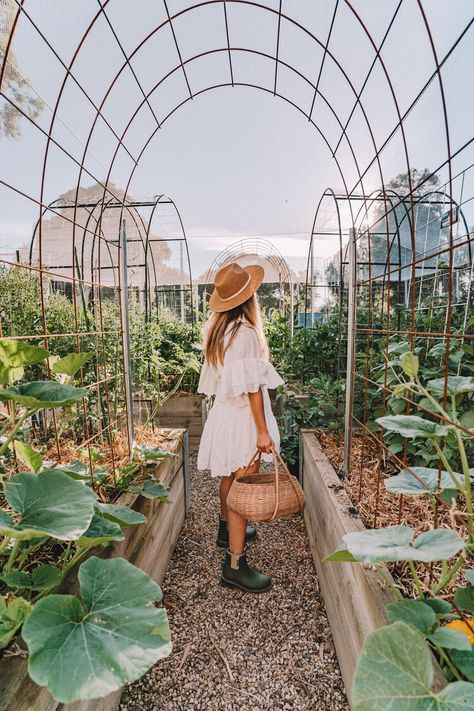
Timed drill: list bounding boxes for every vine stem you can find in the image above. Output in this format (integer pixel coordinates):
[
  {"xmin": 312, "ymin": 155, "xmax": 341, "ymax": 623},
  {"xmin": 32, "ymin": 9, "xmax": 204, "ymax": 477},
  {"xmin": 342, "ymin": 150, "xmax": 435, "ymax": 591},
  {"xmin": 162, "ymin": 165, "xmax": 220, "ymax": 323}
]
[
  {"xmin": 5, "ymin": 539, "xmax": 20, "ymax": 571},
  {"xmin": 0, "ymin": 536, "xmax": 11, "ymax": 557},
  {"xmin": 435, "ymin": 645, "xmax": 462, "ymax": 682},
  {"xmin": 375, "ymin": 564, "xmax": 403, "ymax": 600},
  {"xmin": 451, "ymin": 394, "xmax": 474, "ymax": 542},
  {"xmin": 432, "ymin": 553, "xmax": 466, "ymax": 595},
  {"xmin": 432, "ymin": 441, "xmax": 463, "ymax": 491},
  {"xmin": 409, "ymin": 560, "xmax": 425, "ymax": 599},
  {"xmin": 0, "ymin": 410, "xmax": 32, "ymax": 457}
]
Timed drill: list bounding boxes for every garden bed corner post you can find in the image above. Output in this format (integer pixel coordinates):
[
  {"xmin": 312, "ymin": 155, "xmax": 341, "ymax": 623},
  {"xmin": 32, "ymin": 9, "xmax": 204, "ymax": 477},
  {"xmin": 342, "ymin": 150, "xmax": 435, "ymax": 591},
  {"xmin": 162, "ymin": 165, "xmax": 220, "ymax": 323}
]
[{"xmin": 343, "ymin": 226, "xmax": 357, "ymax": 476}]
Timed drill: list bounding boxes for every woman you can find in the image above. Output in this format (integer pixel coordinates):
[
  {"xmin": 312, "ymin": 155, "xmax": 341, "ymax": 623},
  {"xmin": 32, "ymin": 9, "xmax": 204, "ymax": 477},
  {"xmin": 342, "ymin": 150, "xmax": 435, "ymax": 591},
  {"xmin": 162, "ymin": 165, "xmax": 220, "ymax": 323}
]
[{"xmin": 197, "ymin": 262, "xmax": 284, "ymax": 593}]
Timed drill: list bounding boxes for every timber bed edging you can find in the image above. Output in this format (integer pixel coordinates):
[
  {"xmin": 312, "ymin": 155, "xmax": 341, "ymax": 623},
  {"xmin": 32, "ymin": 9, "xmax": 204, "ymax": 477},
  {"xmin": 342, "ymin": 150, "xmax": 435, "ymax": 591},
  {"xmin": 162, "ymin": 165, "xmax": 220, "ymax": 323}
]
[
  {"xmin": 300, "ymin": 428, "xmax": 397, "ymax": 706},
  {"xmin": 300, "ymin": 428, "xmax": 446, "ymax": 709}
]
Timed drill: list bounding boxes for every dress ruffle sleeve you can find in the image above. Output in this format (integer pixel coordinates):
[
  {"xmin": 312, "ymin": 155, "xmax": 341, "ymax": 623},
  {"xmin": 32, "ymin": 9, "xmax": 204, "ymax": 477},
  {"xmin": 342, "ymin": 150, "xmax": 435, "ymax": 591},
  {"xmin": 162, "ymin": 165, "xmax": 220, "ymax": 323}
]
[
  {"xmin": 219, "ymin": 357, "xmax": 284, "ymax": 399},
  {"xmin": 197, "ymin": 361, "xmax": 218, "ymax": 397},
  {"xmin": 217, "ymin": 325, "xmax": 284, "ymax": 400}
]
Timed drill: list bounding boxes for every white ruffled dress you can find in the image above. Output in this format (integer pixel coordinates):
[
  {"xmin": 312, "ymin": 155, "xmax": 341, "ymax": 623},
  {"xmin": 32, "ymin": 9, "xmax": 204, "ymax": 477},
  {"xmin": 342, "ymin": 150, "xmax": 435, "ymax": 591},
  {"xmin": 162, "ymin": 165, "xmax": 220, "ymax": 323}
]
[{"xmin": 197, "ymin": 324, "xmax": 284, "ymax": 477}]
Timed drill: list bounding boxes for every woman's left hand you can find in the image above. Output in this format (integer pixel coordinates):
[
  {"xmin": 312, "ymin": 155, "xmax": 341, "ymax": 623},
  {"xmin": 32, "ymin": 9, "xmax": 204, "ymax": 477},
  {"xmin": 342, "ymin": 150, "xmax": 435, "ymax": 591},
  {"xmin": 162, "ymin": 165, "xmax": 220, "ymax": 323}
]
[{"xmin": 256, "ymin": 430, "xmax": 273, "ymax": 454}]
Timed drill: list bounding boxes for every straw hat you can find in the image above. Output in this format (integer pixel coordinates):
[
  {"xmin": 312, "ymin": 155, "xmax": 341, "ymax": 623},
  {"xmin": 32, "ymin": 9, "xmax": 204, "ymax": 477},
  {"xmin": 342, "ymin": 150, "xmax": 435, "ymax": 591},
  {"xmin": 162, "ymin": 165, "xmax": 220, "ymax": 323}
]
[{"xmin": 209, "ymin": 262, "xmax": 264, "ymax": 312}]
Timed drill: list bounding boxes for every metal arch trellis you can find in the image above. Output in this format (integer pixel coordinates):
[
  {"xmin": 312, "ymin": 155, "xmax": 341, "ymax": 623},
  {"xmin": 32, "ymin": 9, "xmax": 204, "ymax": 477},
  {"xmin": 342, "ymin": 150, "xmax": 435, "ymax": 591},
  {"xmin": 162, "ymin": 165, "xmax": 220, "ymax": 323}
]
[
  {"xmin": 204, "ymin": 236, "xmax": 295, "ymax": 333},
  {"xmin": 28, "ymin": 194, "xmax": 194, "ymax": 326},
  {"xmin": 0, "ymin": 0, "xmax": 471, "ymax": 527}
]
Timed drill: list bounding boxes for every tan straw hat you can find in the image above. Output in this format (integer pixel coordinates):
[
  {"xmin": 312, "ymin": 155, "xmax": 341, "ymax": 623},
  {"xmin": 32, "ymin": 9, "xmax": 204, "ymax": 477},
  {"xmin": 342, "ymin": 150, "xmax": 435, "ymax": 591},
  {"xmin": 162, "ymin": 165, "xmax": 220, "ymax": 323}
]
[{"xmin": 209, "ymin": 262, "xmax": 264, "ymax": 312}]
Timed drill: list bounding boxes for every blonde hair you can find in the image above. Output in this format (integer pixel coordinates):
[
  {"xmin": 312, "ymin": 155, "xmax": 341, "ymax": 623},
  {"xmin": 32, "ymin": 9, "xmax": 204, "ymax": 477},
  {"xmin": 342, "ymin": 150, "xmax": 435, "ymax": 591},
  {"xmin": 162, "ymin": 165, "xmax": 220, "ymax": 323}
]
[{"xmin": 203, "ymin": 294, "xmax": 268, "ymax": 368}]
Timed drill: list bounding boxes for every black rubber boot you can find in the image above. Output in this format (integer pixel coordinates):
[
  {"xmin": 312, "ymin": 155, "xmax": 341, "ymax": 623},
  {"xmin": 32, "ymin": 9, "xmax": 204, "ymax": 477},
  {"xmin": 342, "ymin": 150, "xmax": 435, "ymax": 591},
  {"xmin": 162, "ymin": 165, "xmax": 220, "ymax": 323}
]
[
  {"xmin": 221, "ymin": 549, "xmax": 272, "ymax": 593},
  {"xmin": 216, "ymin": 518, "xmax": 257, "ymax": 548}
]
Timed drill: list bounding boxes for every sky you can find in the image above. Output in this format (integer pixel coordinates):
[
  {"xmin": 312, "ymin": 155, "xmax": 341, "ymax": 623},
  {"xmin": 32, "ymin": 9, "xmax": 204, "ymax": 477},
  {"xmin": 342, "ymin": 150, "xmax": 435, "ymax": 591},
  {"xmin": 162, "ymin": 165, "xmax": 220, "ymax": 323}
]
[{"xmin": 1, "ymin": 0, "xmax": 473, "ymax": 281}]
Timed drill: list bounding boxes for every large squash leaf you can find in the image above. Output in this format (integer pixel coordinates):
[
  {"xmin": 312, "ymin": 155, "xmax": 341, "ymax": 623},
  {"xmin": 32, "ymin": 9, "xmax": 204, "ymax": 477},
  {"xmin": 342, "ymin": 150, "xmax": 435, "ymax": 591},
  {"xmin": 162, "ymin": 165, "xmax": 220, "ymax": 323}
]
[
  {"xmin": 385, "ymin": 467, "xmax": 462, "ymax": 496},
  {"xmin": 77, "ymin": 514, "xmax": 124, "ymax": 547},
  {"xmin": 0, "ymin": 341, "xmax": 48, "ymax": 384},
  {"xmin": 2, "ymin": 470, "xmax": 96, "ymax": 540},
  {"xmin": 376, "ymin": 415, "xmax": 451, "ymax": 439},
  {"xmin": 95, "ymin": 502, "xmax": 146, "ymax": 527},
  {"xmin": 23, "ymin": 557, "xmax": 171, "ymax": 703},
  {"xmin": 0, "ymin": 381, "xmax": 87, "ymax": 409},
  {"xmin": 51, "ymin": 352, "xmax": 93, "ymax": 377},
  {"xmin": 352, "ymin": 621, "xmax": 474, "ymax": 710},
  {"xmin": 343, "ymin": 525, "xmax": 465, "ymax": 563},
  {"xmin": 426, "ymin": 376, "xmax": 474, "ymax": 397}
]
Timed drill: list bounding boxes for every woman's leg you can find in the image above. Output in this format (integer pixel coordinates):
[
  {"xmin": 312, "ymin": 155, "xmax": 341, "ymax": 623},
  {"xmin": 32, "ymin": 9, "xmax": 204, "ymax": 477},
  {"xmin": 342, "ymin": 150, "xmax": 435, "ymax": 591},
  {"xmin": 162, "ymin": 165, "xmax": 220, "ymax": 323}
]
[
  {"xmin": 219, "ymin": 474, "xmax": 234, "ymax": 520},
  {"xmin": 226, "ymin": 461, "xmax": 259, "ymax": 554}
]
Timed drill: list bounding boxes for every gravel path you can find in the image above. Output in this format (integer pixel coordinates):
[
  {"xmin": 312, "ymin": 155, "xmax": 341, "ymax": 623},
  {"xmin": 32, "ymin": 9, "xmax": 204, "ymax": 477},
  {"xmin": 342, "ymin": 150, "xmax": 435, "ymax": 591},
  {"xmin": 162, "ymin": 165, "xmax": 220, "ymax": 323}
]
[{"xmin": 121, "ymin": 456, "xmax": 349, "ymax": 711}]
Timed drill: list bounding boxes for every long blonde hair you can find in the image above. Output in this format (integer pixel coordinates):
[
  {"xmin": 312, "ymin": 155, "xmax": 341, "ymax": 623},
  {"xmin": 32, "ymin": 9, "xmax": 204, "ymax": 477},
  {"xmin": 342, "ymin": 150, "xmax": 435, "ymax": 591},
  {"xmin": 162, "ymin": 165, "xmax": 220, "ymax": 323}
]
[{"xmin": 203, "ymin": 294, "xmax": 268, "ymax": 368}]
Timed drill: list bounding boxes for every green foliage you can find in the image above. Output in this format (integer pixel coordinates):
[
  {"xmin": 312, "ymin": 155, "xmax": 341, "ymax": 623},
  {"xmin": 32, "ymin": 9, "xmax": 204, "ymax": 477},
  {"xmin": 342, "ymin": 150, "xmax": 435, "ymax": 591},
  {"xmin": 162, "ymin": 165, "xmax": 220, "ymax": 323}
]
[
  {"xmin": 2, "ymin": 470, "xmax": 96, "ymax": 540},
  {"xmin": 129, "ymin": 305, "xmax": 201, "ymax": 399},
  {"xmin": 0, "ymin": 340, "xmax": 173, "ymax": 701},
  {"xmin": 328, "ymin": 525, "xmax": 465, "ymax": 564},
  {"xmin": 22, "ymin": 557, "xmax": 171, "ymax": 703},
  {"xmin": 327, "ymin": 345, "xmax": 474, "ymax": 697},
  {"xmin": 352, "ymin": 622, "xmax": 474, "ymax": 711},
  {"xmin": 265, "ymin": 309, "xmax": 341, "ymax": 382}
]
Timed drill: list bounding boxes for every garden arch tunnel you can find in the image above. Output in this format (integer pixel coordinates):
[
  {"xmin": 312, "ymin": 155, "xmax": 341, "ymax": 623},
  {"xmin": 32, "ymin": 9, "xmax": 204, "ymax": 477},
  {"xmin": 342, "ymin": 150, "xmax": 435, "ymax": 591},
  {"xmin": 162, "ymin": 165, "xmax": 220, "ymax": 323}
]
[{"xmin": 1, "ymin": 0, "xmax": 473, "ymax": 456}]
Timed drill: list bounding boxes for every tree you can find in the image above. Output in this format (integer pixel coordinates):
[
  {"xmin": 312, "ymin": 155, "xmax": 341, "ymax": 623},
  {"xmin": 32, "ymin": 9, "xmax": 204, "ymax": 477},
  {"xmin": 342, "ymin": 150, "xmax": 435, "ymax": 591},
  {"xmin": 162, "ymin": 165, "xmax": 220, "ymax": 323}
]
[{"xmin": 0, "ymin": 0, "xmax": 44, "ymax": 140}]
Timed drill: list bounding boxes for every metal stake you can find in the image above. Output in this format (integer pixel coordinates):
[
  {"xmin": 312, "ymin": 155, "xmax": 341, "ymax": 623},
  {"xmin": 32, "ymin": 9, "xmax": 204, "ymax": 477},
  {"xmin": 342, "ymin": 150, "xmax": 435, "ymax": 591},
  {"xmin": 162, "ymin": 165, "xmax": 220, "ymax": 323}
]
[
  {"xmin": 119, "ymin": 219, "xmax": 135, "ymax": 457},
  {"xmin": 342, "ymin": 227, "xmax": 357, "ymax": 476}
]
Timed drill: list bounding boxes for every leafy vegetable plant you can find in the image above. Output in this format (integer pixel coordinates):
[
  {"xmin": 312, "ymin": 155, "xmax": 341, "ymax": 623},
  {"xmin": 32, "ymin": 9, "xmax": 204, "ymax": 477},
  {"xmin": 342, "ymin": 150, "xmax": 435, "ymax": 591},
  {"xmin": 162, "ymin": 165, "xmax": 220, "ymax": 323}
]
[
  {"xmin": 325, "ymin": 346, "xmax": 474, "ymax": 707},
  {"xmin": 0, "ymin": 340, "xmax": 173, "ymax": 702}
]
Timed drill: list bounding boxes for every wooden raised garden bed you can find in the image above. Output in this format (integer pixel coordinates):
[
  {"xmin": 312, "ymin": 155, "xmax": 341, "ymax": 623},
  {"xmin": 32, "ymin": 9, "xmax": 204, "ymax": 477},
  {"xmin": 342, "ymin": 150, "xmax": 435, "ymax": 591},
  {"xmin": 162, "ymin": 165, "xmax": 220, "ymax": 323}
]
[
  {"xmin": 300, "ymin": 429, "xmax": 397, "ymax": 707},
  {"xmin": 135, "ymin": 393, "xmax": 206, "ymax": 452},
  {"xmin": 0, "ymin": 428, "xmax": 190, "ymax": 711}
]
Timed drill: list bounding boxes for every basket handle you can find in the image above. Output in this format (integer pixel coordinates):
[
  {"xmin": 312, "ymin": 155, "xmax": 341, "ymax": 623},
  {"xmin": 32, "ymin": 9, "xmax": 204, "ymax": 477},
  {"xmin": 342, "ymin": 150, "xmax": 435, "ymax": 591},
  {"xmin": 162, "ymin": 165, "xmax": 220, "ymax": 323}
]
[
  {"xmin": 237, "ymin": 450, "xmax": 261, "ymax": 478},
  {"xmin": 270, "ymin": 447, "xmax": 301, "ymax": 521}
]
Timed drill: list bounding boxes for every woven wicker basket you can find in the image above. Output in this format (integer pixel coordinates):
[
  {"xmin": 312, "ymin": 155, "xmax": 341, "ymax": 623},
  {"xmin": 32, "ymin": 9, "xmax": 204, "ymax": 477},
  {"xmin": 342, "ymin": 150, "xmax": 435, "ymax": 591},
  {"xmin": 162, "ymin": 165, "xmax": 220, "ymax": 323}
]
[{"xmin": 226, "ymin": 449, "xmax": 305, "ymax": 522}]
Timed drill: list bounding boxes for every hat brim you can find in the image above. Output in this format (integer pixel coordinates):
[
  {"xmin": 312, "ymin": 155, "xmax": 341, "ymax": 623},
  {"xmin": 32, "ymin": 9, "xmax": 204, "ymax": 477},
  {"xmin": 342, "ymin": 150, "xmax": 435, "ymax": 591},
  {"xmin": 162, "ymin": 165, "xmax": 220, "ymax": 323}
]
[{"xmin": 208, "ymin": 265, "xmax": 264, "ymax": 313}]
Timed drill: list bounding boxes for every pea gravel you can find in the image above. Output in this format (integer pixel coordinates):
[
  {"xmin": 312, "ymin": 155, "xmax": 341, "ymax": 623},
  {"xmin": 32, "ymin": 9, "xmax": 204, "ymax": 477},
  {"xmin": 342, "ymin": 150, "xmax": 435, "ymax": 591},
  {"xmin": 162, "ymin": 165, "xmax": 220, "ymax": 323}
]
[{"xmin": 120, "ymin": 455, "xmax": 349, "ymax": 711}]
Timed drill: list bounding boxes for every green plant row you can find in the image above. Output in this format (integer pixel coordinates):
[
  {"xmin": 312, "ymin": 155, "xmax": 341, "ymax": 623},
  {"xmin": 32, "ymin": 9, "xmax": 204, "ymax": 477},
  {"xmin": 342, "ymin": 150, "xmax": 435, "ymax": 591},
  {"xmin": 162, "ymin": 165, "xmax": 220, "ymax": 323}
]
[
  {"xmin": 325, "ymin": 348, "xmax": 474, "ymax": 709},
  {"xmin": 0, "ymin": 340, "xmax": 175, "ymax": 703}
]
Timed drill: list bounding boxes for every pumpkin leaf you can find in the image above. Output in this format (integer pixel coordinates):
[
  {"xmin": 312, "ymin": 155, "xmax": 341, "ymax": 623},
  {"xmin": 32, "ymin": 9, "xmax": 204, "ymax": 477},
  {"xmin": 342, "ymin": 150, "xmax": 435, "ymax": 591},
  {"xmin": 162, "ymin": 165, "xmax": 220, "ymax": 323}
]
[
  {"xmin": 427, "ymin": 627, "xmax": 472, "ymax": 651},
  {"xmin": 0, "ymin": 381, "xmax": 88, "ymax": 409},
  {"xmin": 2, "ymin": 470, "xmax": 96, "ymax": 540},
  {"xmin": 77, "ymin": 514, "xmax": 124, "ymax": 547},
  {"xmin": 343, "ymin": 525, "xmax": 465, "ymax": 564},
  {"xmin": 451, "ymin": 647, "xmax": 474, "ymax": 682},
  {"xmin": 323, "ymin": 544, "xmax": 358, "ymax": 563},
  {"xmin": 30, "ymin": 565, "xmax": 62, "ymax": 590},
  {"xmin": 399, "ymin": 352, "xmax": 419, "ymax": 379},
  {"xmin": 454, "ymin": 586, "xmax": 474, "ymax": 614},
  {"xmin": 385, "ymin": 467, "xmax": 462, "ymax": 496},
  {"xmin": 51, "ymin": 352, "xmax": 94, "ymax": 377},
  {"xmin": 13, "ymin": 440, "xmax": 43, "ymax": 473},
  {"xmin": 387, "ymin": 600, "xmax": 436, "ymax": 634},
  {"xmin": 376, "ymin": 415, "xmax": 451, "ymax": 439},
  {"xmin": 352, "ymin": 621, "xmax": 474, "ymax": 710},
  {"xmin": 135, "ymin": 445, "xmax": 175, "ymax": 461},
  {"xmin": 94, "ymin": 502, "xmax": 146, "ymax": 527},
  {"xmin": 0, "ymin": 595, "xmax": 33, "ymax": 649},
  {"xmin": 0, "ymin": 341, "xmax": 49, "ymax": 385},
  {"xmin": 426, "ymin": 376, "xmax": 474, "ymax": 397},
  {"xmin": 54, "ymin": 460, "xmax": 91, "ymax": 481},
  {"xmin": 23, "ymin": 557, "xmax": 171, "ymax": 703}
]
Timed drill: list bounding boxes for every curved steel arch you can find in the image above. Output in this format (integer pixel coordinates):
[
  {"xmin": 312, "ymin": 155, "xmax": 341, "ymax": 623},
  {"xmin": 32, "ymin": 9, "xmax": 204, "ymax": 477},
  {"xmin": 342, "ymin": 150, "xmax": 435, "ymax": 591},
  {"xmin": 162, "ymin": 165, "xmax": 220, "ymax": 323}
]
[{"xmin": 1, "ymin": 0, "xmax": 472, "ymax": 474}]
